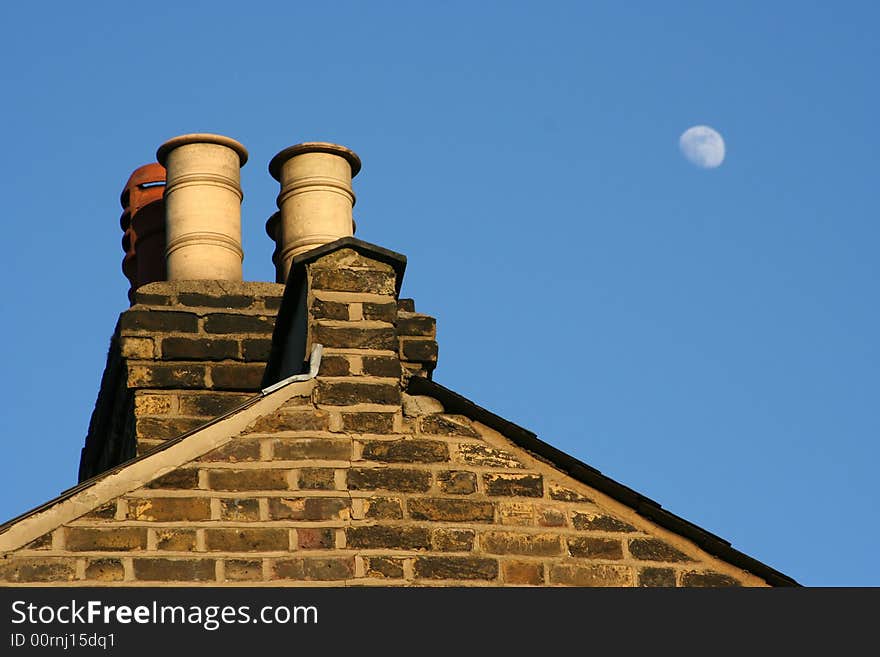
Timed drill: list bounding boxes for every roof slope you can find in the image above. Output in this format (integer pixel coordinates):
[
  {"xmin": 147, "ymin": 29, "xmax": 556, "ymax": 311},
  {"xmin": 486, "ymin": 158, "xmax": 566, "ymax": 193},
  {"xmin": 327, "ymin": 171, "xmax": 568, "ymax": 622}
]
[{"xmin": 0, "ymin": 370, "xmax": 792, "ymax": 586}]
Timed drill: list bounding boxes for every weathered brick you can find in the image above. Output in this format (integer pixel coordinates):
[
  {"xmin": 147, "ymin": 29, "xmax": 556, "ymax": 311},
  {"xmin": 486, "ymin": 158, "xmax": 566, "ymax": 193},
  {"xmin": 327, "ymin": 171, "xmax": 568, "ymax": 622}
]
[
  {"xmin": 133, "ymin": 558, "xmax": 215, "ymax": 582},
  {"xmin": 482, "ymin": 531, "xmax": 563, "ymax": 556},
  {"xmin": 681, "ymin": 571, "xmax": 741, "ymax": 587},
  {"xmin": 224, "ymin": 559, "xmax": 263, "ymax": 582},
  {"xmin": 120, "ymin": 310, "xmax": 198, "ymax": 333},
  {"xmin": 297, "ymin": 528, "xmax": 334, "ymax": 549},
  {"xmin": 316, "ymin": 381, "xmax": 401, "ymax": 406},
  {"xmin": 263, "ymin": 295, "xmax": 283, "ymax": 311},
  {"xmin": 401, "ymin": 338, "xmax": 438, "ymax": 362},
  {"xmin": 312, "ymin": 248, "xmax": 394, "ymax": 271},
  {"xmin": 364, "ymin": 497, "xmax": 403, "ymax": 520},
  {"xmin": 342, "ymin": 412, "xmax": 396, "ymax": 434},
  {"xmin": 80, "ymin": 501, "xmax": 116, "ymax": 521},
  {"xmin": 134, "ymin": 291, "xmax": 172, "ymax": 306},
  {"xmin": 204, "ymin": 313, "xmax": 274, "ymax": 334},
  {"xmin": 408, "ymin": 498, "xmax": 495, "ymax": 523},
  {"xmin": 146, "ymin": 468, "xmax": 199, "ymax": 489},
  {"xmin": 273, "ymin": 438, "xmax": 351, "ymax": 461},
  {"xmin": 178, "ymin": 292, "xmax": 253, "ymax": 309},
  {"xmin": 362, "ymin": 301, "xmax": 397, "ymax": 322},
  {"xmin": 298, "ymin": 468, "xmax": 336, "ymax": 490},
  {"xmin": 549, "ymin": 484, "xmax": 593, "ymax": 503},
  {"xmin": 361, "ymin": 439, "xmax": 448, "ymax": 463},
  {"xmin": 484, "ymin": 473, "xmax": 543, "ymax": 498},
  {"xmin": 121, "ymin": 336, "xmax": 154, "ymax": 359},
  {"xmin": 571, "ymin": 512, "xmax": 636, "ymax": 533},
  {"xmin": 629, "ymin": 538, "xmax": 693, "ymax": 562},
  {"xmin": 221, "ymin": 498, "xmax": 260, "ymax": 521},
  {"xmin": 550, "ymin": 564, "xmax": 634, "ymax": 587},
  {"xmin": 268, "ymin": 497, "xmax": 350, "ymax": 521},
  {"xmin": 361, "ymin": 356, "xmax": 401, "ymax": 378},
  {"xmin": 0, "ymin": 558, "xmax": 76, "ymax": 582},
  {"xmin": 313, "ymin": 324, "xmax": 397, "ymax": 350},
  {"xmin": 273, "ymin": 556, "xmax": 355, "ymax": 581},
  {"xmin": 499, "ymin": 502, "xmax": 534, "ymax": 526},
  {"xmin": 347, "ymin": 468, "xmax": 431, "ymax": 492},
  {"xmin": 345, "ymin": 526, "xmax": 430, "ymax": 550},
  {"xmin": 397, "ymin": 315, "xmax": 435, "ymax": 337},
  {"xmin": 397, "ymin": 298, "xmax": 415, "ymax": 312},
  {"xmin": 538, "ymin": 507, "xmax": 567, "ymax": 527},
  {"xmin": 639, "ymin": 567, "xmax": 676, "ymax": 587},
  {"xmin": 65, "ymin": 527, "xmax": 147, "ymax": 551},
  {"xmin": 310, "ymin": 268, "xmax": 395, "ymax": 295},
  {"xmin": 431, "ymin": 528, "xmax": 475, "ymax": 552},
  {"xmin": 310, "ymin": 299, "xmax": 349, "ymax": 320},
  {"xmin": 241, "ymin": 338, "xmax": 273, "ymax": 361},
  {"xmin": 208, "ymin": 469, "xmax": 289, "ymax": 491},
  {"xmin": 245, "ymin": 409, "xmax": 330, "ymax": 434},
  {"xmin": 365, "ymin": 556, "xmax": 404, "ymax": 578},
  {"xmin": 85, "ymin": 558, "xmax": 124, "ymax": 581},
  {"xmin": 198, "ymin": 438, "xmax": 261, "ymax": 463},
  {"xmin": 128, "ymin": 497, "xmax": 211, "ymax": 521},
  {"xmin": 319, "ymin": 355, "xmax": 350, "ymax": 377},
  {"xmin": 438, "ymin": 471, "xmax": 477, "ymax": 495},
  {"xmin": 304, "ymin": 557, "xmax": 355, "ymax": 581},
  {"xmin": 24, "ymin": 533, "xmax": 53, "ymax": 550},
  {"xmin": 162, "ymin": 337, "xmax": 237, "ymax": 361},
  {"xmin": 134, "ymin": 392, "xmax": 174, "ymax": 415},
  {"xmin": 136, "ymin": 416, "xmax": 205, "ymax": 440},
  {"xmin": 419, "ymin": 414, "xmax": 479, "ymax": 437},
  {"xmin": 205, "ymin": 528, "xmax": 289, "ymax": 552},
  {"xmin": 128, "ymin": 363, "xmax": 206, "ymax": 388},
  {"xmin": 210, "ymin": 363, "xmax": 266, "ymax": 390},
  {"xmin": 458, "ymin": 444, "xmax": 524, "ymax": 469},
  {"xmin": 568, "ymin": 536, "xmax": 623, "ymax": 560},
  {"xmin": 503, "ymin": 560, "xmax": 544, "ymax": 585},
  {"xmin": 178, "ymin": 392, "xmax": 251, "ymax": 417},
  {"xmin": 156, "ymin": 529, "xmax": 197, "ymax": 551},
  {"xmin": 414, "ymin": 557, "xmax": 498, "ymax": 580},
  {"xmin": 272, "ymin": 559, "xmax": 304, "ymax": 579}
]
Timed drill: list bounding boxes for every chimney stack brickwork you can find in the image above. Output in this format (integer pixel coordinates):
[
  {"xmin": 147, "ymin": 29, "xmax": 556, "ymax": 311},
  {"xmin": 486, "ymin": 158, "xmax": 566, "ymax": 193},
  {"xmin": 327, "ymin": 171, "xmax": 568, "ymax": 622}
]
[{"xmin": 79, "ymin": 280, "xmax": 286, "ymax": 480}]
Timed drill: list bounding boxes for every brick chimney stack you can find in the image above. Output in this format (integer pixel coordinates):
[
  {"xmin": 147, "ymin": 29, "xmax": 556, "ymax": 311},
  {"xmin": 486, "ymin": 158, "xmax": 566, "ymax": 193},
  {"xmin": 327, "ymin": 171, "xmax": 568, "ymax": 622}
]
[
  {"xmin": 83, "ymin": 137, "xmax": 437, "ymax": 482},
  {"xmin": 157, "ymin": 134, "xmax": 249, "ymax": 281}
]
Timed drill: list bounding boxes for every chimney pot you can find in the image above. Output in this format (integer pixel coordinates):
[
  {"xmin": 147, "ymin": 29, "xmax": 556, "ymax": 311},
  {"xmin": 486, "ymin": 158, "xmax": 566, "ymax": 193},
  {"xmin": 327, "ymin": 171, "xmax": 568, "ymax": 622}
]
[
  {"xmin": 119, "ymin": 163, "xmax": 167, "ymax": 303},
  {"xmin": 268, "ymin": 142, "xmax": 361, "ymax": 281},
  {"xmin": 157, "ymin": 133, "xmax": 248, "ymax": 281}
]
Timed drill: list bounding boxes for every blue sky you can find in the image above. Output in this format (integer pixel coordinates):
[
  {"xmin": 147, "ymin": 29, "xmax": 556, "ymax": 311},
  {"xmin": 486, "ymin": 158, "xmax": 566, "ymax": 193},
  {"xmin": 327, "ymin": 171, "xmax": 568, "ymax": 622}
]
[{"xmin": 1, "ymin": 2, "xmax": 877, "ymax": 586}]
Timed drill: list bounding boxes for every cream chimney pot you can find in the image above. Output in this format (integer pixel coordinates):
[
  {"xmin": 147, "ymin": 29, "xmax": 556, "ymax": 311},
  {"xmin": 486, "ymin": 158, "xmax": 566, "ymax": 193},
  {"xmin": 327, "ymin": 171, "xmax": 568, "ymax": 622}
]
[
  {"xmin": 157, "ymin": 133, "xmax": 249, "ymax": 280},
  {"xmin": 268, "ymin": 142, "xmax": 361, "ymax": 281}
]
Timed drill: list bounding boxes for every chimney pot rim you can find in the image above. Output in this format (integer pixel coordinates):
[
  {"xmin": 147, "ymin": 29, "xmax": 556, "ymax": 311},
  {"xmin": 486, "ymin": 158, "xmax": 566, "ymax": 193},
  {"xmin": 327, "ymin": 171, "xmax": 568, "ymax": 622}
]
[
  {"xmin": 120, "ymin": 162, "xmax": 166, "ymax": 208},
  {"xmin": 269, "ymin": 141, "xmax": 361, "ymax": 181},
  {"xmin": 156, "ymin": 133, "xmax": 249, "ymax": 167}
]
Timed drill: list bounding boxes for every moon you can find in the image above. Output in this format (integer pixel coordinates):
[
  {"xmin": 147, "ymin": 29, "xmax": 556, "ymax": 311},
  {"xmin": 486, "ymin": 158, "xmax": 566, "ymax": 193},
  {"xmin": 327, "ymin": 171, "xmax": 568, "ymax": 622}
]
[{"xmin": 679, "ymin": 125, "xmax": 725, "ymax": 169}]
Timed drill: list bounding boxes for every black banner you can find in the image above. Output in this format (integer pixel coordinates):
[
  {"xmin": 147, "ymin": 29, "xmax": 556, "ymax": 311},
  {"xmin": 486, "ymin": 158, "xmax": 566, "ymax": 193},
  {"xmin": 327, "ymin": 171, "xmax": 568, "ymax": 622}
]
[{"xmin": 0, "ymin": 587, "xmax": 874, "ymax": 654}]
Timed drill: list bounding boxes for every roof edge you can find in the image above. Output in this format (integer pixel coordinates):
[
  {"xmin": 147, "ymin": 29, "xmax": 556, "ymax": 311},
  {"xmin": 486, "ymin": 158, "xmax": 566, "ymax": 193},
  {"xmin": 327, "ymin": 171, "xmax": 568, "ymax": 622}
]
[
  {"xmin": 407, "ymin": 376, "xmax": 800, "ymax": 587},
  {"xmin": 0, "ymin": 379, "xmax": 316, "ymax": 552}
]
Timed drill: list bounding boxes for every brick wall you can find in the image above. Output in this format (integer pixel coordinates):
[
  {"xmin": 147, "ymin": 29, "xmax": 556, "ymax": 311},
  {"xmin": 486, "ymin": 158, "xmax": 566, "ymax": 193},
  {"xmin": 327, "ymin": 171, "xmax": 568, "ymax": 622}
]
[
  {"xmin": 0, "ymin": 246, "xmax": 766, "ymax": 586},
  {"xmin": 78, "ymin": 281, "xmax": 285, "ymax": 480},
  {"xmin": 0, "ymin": 390, "xmax": 753, "ymax": 586}
]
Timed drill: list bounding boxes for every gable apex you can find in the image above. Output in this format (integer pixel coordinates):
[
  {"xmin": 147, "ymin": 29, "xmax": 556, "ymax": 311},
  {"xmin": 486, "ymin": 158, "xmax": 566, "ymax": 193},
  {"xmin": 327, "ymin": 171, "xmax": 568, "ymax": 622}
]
[{"xmin": 287, "ymin": 236, "xmax": 407, "ymax": 290}]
